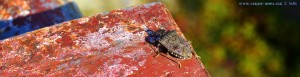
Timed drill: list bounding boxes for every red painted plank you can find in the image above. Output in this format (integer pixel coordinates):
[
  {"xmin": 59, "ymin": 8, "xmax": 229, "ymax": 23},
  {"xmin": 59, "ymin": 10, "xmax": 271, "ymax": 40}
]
[{"xmin": 0, "ymin": 2, "xmax": 209, "ymax": 76}]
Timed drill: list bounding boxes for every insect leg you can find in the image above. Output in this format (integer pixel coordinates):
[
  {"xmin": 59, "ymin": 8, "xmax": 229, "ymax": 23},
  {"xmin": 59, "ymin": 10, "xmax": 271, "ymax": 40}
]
[
  {"xmin": 188, "ymin": 41, "xmax": 202, "ymax": 64},
  {"xmin": 154, "ymin": 44, "xmax": 161, "ymax": 57},
  {"xmin": 147, "ymin": 43, "xmax": 161, "ymax": 58},
  {"xmin": 160, "ymin": 52, "xmax": 182, "ymax": 68},
  {"xmin": 192, "ymin": 51, "xmax": 201, "ymax": 59},
  {"xmin": 192, "ymin": 50, "xmax": 202, "ymax": 63}
]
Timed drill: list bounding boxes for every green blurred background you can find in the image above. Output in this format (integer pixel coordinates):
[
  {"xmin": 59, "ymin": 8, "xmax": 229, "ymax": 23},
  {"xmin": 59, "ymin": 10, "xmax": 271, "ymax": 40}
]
[{"xmin": 74, "ymin": 0, "xmax": 300, "ymax": 77}]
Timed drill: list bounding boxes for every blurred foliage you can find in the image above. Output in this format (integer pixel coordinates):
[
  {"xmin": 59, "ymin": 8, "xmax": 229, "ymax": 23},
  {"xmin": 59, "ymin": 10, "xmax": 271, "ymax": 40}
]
[{"xmin": 74, "ymin": 0, "xmax": 300, "ymax": 77}]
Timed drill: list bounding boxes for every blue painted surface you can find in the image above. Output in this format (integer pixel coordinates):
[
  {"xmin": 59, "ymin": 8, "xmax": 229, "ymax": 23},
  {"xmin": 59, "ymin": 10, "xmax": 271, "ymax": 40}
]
[{"xmin": 0, "ymin": 2, "xmax": 82, "ymax": 40}]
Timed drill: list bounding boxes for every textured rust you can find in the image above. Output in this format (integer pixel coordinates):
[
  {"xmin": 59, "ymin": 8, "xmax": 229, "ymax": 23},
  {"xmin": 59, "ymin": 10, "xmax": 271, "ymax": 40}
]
[
  {"xmin": 0, "ymin": 2, "xmax": 209, "ymax": 76},
  {"xmin": 0, "ymin": 0, "xmax": 68, "ymax": 20}
]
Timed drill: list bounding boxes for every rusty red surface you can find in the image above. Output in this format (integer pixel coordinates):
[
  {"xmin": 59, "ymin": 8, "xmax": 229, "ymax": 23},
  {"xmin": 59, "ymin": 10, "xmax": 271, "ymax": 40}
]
[
  {"xmin": 0, "ymin": 2, "xmax": 209, "ymax": 76},
  {"xmin": 0, "ymin": 0, "xmax": 69, "ymax": 20}
]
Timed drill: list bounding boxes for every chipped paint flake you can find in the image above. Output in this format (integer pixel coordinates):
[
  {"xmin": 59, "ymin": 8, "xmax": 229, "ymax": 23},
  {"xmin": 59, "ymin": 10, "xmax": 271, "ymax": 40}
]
[
  {"xmin": 19, "ymin": 10, "xmax": 30, "ymax": 16},
  {"xmin": 100, "ymin": 58, "xmax": 138, "ymax": 77},
  {"xmin": 78, "ymin": 17, "xmax": 90, "ymax": 24}
]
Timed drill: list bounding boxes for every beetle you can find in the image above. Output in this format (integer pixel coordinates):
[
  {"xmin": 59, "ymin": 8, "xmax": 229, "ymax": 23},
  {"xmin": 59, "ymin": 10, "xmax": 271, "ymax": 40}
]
[{"xmin": 145, "ymin": 29, "xmax": 193, "ymax": 67}]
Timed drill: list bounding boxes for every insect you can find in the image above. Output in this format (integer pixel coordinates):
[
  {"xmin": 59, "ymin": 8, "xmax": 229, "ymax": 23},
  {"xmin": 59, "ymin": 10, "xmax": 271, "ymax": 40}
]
[{"xmin": 145, "ymin": 29, "xmax": 193, "ymax": 67}]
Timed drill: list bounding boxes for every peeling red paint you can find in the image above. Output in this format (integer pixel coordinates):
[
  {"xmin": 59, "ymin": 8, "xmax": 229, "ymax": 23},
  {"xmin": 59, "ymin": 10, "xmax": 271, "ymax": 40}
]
[{"xmin": 0, "ymin": 2, "xmax": 209, "ymax": 76}]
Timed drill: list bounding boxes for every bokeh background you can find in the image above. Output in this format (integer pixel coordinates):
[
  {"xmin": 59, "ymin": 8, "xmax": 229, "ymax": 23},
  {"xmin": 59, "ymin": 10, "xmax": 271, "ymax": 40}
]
[{"xmin": 74, "ymin": 0, "xmax": 300, "ymax": 77}]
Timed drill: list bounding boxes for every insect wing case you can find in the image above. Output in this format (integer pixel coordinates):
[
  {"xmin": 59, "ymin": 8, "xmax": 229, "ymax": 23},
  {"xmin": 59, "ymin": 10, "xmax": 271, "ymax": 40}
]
[{"xmin": 159, "ymin": 30, "xmax": 193, "ymax": 59}]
